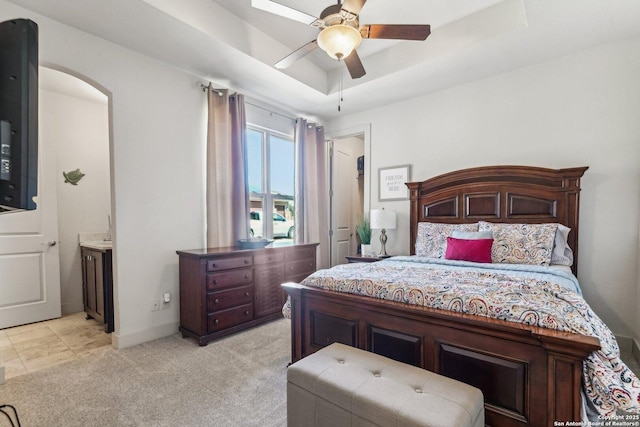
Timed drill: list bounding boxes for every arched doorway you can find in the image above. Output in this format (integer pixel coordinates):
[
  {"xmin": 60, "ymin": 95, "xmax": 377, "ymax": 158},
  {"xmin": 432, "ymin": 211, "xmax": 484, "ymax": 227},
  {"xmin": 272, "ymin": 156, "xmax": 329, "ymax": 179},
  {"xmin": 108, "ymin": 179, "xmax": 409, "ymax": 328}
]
[{"xmin": 40, "ymin": 66, "xmax": 115, "ymax": 334}]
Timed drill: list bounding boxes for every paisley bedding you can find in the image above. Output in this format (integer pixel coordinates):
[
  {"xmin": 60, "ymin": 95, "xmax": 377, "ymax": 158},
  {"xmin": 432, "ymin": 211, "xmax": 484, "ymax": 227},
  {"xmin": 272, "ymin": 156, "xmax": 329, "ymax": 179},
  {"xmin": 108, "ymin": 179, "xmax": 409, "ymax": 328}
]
[{"xmin": 292, "ymin": 256, "xmax": 640, "ymax": 417}]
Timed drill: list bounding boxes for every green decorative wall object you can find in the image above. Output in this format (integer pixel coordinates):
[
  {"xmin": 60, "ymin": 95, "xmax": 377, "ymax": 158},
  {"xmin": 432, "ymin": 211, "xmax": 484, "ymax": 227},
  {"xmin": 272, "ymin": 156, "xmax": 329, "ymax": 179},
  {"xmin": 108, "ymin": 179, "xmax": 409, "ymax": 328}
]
[{"xmin": 63, "ymin": 169, "xmax": 85, "ymax": 185}]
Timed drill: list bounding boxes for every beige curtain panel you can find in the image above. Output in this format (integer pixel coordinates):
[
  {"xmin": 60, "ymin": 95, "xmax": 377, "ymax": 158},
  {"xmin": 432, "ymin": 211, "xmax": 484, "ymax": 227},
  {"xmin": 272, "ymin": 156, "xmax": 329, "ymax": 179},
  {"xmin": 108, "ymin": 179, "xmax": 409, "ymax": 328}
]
[
  {"xmin": 294, "ymin": 119, "xmax": 329, "ymax": 269},
  {"xmin": 206, "ymin": 86, "xmax": 250, "ymax": 248}
]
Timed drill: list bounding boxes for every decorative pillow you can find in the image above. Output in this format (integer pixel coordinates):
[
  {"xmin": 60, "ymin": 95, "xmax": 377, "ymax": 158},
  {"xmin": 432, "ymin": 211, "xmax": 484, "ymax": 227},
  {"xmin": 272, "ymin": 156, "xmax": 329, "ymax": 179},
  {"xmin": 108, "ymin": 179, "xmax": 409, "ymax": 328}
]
[
  {"xmin": 445, "ymin": 237, "xmax": 493, "ymax": 263},
  {"xmin": 450, "ymin": 230, "xmax": 493, "ymax": 240},
  {"xmin": 415, "ymin": 222, "xmax": 478, "ymax": 258},
  {"xmin": 551, "ymin": 224, "xmax": 574, "ymax": 266},
  {"xmin": 478, "ymin": 221, "xmax": 558, "ymax": 266}
]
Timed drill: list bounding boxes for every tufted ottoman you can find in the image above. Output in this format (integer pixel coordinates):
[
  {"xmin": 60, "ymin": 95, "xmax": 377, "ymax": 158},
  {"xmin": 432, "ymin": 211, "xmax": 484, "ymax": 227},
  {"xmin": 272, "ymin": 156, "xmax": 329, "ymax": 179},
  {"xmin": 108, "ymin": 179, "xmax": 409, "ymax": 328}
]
[{"xmin": 287, "ymin": 343, "xmax": 484, "ymax": 427}]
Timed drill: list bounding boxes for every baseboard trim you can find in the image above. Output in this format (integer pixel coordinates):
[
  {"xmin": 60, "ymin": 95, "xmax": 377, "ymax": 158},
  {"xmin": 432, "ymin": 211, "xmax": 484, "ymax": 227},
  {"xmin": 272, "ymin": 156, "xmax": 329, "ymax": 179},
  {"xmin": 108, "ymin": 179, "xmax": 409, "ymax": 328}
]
[{"xmin": 111, "ymin": 320, "xmax": 179, "ymax": 349}]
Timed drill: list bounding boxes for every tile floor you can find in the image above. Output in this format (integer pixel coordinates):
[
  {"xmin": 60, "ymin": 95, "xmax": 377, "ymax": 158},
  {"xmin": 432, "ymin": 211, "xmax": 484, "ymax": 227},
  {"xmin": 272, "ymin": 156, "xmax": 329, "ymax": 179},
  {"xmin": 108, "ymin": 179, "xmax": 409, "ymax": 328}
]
[{"xmin": 0, "ymin": 312, "xmax": 112, "ymax": 380}]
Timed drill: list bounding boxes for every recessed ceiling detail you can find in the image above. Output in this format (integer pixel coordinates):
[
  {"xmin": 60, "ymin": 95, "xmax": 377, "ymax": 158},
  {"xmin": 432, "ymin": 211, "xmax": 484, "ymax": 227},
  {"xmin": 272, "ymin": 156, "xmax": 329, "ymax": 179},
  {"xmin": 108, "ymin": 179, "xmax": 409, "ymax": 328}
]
[{"xmin": 7, "ymin": 0, "xmax": 640, "ymax": 120}]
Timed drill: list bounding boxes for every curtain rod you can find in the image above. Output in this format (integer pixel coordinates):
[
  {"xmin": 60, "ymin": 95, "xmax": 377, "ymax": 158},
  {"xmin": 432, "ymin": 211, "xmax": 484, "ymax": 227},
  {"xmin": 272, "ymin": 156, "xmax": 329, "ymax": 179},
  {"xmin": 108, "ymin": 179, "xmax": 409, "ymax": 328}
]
[
  {"xmin": 199, "ymin": 82, "xmax": 299, "ymax": 122},
  {"xmin": 245, "ymin": 100, "xmax": 296, "ymax": 122},
  {"xmin": 199, "ymin": 83, "xmax": 224, "ymax": 97}
]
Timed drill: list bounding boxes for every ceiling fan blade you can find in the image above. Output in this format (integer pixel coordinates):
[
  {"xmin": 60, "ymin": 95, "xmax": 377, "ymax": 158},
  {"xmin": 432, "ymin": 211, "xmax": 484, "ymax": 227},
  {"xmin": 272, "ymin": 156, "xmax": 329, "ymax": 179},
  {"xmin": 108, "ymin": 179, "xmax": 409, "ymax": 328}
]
[
  {"xmin": 251, "ymin": 0, "xmax": 319, "ymax": 25},
  {"xmin": 344, "ymin": 49, "xmax": 366, "ymax": 79},
  {"xmin": 341, "ymin": 0, "xmax": 367, "ymax": 17},
  {"xmin": 360, "ymin": 24, "xmax": 431, "ymax": 40},
  {"xmin": 275, "ymin": 40, "xmax": 318, "ymax": 69}
]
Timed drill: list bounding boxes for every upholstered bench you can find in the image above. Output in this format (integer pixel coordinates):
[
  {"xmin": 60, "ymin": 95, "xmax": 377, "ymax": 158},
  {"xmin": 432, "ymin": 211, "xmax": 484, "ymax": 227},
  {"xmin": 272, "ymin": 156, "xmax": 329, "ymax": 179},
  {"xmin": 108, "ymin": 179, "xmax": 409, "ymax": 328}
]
[{"xmin": 287, "ymin": 343, "xmax": 484, "ymax": 427}]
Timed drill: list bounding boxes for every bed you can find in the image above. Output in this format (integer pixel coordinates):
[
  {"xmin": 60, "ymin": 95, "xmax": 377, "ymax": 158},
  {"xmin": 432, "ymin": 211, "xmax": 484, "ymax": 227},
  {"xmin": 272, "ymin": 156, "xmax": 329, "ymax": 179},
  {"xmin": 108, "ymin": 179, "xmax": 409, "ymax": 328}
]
[{"xmin": 282, "ymin": 165, "xmax": 640, "ymax": 427}]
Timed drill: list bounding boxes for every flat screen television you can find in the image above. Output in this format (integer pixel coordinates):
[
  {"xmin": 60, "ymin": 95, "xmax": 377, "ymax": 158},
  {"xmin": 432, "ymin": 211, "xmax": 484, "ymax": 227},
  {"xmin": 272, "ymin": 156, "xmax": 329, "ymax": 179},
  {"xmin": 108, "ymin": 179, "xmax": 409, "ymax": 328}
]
[{"xmin": 0, "ymin": 18, "xmax": 38, "ymax": 212}]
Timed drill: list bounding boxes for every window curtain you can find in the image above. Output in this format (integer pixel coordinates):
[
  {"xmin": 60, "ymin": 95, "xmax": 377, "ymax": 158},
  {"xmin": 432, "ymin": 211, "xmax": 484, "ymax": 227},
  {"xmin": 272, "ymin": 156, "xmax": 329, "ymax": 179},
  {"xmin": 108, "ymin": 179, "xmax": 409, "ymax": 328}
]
[
  {"xmin": 206, "ymin": 86, "xmax": 250, "ymax": 247},
  {"xmin": 294, "ymin": 119, "xmax": 329, "ymax": 268}
]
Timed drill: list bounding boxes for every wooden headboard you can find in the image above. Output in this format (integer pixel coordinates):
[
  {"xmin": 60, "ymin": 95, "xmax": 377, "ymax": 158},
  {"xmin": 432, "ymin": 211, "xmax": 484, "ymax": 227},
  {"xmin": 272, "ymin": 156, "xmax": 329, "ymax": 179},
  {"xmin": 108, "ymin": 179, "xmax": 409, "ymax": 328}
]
[{"xmin": 406, "ymin": 165, "xmax": 588, "ymax": 275}]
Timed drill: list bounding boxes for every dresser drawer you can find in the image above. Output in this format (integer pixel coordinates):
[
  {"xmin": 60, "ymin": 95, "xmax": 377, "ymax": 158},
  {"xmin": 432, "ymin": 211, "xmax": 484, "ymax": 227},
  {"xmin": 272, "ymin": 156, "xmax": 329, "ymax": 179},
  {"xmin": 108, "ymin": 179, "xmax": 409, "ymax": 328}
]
[
  {"xmin": 207, "ymin": 285, "xmax": 253, "ymax": 312},
  {"xmin": 285, "ymin": 246, "xmax": 316, "ymax": 261},
  {"xmin": 254, "ymin": 251, "xmax": 285, "ymax": 265},
  {"xmin": 208, "ymin": 304, "xmax": 253, "ymax": 333},
  {"xmin": 286, "ymin": 258, "xmax": 316, "ymax": 277},
  {"xmin": 206, "ymin": 268, "xmax": 253, "ymax": 291},
  {"xmin": 206, "ymin": 256, "xmax": 252, "ymax": 272}
]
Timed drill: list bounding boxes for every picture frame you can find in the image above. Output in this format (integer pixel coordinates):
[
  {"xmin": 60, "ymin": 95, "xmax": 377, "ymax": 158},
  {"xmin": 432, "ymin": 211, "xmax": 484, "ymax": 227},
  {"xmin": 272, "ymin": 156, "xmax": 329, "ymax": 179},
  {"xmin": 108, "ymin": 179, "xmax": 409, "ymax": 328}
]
[{"xmin": 378, "ymin": 165, "xmax": 411, "ymax": 201}]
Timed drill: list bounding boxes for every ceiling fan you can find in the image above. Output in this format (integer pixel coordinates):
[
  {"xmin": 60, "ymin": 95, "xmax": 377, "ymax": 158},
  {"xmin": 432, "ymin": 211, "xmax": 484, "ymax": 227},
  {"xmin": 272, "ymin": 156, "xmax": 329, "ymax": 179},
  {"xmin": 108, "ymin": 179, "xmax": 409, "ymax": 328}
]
[{"xmin": 252, "ymin": 0, "xmax": 431, "ymax": 79}]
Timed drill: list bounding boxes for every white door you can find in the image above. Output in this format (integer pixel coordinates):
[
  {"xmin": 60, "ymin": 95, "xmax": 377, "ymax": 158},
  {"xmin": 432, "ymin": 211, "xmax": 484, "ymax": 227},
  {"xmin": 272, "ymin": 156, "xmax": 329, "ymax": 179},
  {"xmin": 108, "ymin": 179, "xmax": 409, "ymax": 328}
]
[
  {"xmin": 330, "ymin": 142, "xmax": 354, "ymax": 266},
  {"xmin": 0, "ymin": 110, "xmax": 61, "ymax": 329}
]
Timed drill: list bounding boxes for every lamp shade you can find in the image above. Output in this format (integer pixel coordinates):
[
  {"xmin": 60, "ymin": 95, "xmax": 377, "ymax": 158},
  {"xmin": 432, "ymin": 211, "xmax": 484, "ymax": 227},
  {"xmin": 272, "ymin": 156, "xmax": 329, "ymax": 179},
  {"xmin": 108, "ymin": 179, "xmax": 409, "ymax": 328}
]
[
  {"xmin": 317, "ymin": 24, "xmax": 362, "ymax": 59},
  {"xmin": 370, "ymin": 209, "xmax": 396, "ymax": 230}
]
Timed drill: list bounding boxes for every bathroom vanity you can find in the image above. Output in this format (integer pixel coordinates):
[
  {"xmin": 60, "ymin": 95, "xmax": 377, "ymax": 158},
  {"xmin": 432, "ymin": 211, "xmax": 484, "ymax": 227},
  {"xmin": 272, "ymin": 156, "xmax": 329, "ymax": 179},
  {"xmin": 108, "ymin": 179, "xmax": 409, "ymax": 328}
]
[{"xmin": 79, "ymin": 235, "xmax": 113, "ymax": 333}]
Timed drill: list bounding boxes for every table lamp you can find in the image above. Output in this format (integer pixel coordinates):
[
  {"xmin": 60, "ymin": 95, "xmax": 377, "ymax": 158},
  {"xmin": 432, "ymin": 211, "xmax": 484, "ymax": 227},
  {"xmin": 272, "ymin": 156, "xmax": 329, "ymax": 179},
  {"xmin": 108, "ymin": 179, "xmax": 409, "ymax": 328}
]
[{"xmin": 369, "ymin": 209, "xmax": 396, "ymax": 257}]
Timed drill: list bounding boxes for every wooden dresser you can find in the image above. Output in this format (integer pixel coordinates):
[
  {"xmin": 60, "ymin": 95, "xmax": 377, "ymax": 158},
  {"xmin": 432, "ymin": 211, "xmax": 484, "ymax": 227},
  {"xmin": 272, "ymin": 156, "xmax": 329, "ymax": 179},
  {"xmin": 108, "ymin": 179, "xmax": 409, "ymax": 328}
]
[{"xmin": 176, "ymin": 243, "xmax": 318, "ymax": 346}]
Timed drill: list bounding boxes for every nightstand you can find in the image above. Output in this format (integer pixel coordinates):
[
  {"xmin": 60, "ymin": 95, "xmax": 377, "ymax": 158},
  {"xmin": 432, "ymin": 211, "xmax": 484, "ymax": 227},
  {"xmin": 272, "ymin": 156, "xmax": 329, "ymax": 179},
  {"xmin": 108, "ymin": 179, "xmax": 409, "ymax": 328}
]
[{"xmin": 345, "ymin": 255, "xmax": 387, "ymax": 263}]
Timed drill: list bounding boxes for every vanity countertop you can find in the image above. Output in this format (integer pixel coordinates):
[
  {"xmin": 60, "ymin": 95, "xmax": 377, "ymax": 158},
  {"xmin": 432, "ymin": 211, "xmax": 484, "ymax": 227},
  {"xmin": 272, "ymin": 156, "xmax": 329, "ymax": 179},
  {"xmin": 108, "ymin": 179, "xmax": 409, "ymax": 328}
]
[
  {"xmin": 78, "ymin": 232, "xmax": 112, "ymax": 251},
  {"xmin": 80, "ymin": 240, "xmax": 112, "ymax": 251}
]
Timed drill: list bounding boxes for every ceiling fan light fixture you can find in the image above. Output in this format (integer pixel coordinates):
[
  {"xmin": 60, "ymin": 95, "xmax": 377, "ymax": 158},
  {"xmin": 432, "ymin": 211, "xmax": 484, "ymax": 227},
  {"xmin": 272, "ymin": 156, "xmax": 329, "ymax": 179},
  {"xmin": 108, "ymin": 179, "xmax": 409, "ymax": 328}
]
[{"xmin": 317, "ymin": 24, "xmax": 362, "ymax": 60}]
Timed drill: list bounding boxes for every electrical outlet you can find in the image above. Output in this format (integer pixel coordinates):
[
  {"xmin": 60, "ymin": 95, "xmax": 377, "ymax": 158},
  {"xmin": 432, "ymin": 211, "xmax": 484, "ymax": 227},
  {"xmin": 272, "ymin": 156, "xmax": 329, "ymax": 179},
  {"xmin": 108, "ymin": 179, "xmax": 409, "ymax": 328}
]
[
  {"xmin": 161, "ymin": 292, "xmax": 171, "ymax": 309},
  {"xmin": 151, "ymin": 298, "xmax": 160, "ymax": 311}
]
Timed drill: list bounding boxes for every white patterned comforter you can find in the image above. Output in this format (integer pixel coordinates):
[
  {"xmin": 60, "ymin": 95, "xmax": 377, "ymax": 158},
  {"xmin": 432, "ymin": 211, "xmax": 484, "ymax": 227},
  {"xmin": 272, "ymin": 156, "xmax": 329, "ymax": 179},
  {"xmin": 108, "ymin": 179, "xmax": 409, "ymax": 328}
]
[{"xmin": 290, "ymin": 256, "xmax": 640, "ymax": 417}]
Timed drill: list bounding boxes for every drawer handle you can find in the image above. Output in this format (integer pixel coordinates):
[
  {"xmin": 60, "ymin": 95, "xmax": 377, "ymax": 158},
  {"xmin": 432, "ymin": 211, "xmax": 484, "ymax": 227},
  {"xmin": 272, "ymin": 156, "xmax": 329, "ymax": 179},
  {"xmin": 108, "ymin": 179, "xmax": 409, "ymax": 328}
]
[
  {"xmin": 244, "ymin": 260, "xmax": 249, "ymax": 264},
  {"xmin": 244, "ymin": 292, "xmax": 250, "ymax": 297},
  {"xmin": 214, "ymin": 298, "xmax": 219, "ymax": 304},
  {"xmin": 213, "ymin": 279, "xmax": 218, "ymax": 285},
  {"xmin": 244, "ymin": 275, "xmax": 248, "ymax": 279},
  {"xmin": 214, "ymin": 319, "xmax": 219, "ymax": 324},
  {"xmin": 211, "ymin": 263, "xmax": 217, "ymax": 268},
  {"xmin": 244, "ymin": 310, "xmax": 249, "ymax": 315}
]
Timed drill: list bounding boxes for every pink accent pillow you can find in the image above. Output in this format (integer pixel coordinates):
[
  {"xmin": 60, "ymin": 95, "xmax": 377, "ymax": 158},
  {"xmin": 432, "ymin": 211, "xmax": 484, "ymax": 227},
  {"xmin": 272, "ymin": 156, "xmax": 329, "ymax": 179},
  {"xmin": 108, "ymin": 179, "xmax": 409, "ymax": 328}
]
[{"xmin": 445, "ymin": 237, "xmax": 493, "ymax": 263}]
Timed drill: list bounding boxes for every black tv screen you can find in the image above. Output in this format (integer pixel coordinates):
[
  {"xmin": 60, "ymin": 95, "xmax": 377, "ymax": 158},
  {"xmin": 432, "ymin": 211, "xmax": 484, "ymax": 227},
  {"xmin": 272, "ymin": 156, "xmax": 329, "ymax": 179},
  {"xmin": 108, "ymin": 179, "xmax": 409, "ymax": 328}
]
[{"xmin": 0, "ymin": 18, "xmax": 38, "ymax": 212}]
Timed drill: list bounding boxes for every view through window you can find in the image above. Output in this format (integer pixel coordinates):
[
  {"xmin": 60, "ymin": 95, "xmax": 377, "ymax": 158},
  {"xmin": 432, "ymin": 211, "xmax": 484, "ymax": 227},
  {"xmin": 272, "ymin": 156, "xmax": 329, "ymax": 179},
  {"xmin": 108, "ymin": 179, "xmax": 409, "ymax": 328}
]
[{"xmin": 247, "ymin": 127, "xmax": 295, "ymax": 242}]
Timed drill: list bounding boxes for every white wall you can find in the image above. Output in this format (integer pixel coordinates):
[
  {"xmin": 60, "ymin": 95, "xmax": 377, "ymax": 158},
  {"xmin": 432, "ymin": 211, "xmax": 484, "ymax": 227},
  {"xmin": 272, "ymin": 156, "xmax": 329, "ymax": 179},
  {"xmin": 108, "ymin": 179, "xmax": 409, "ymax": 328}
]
[
  {"xmin": 327, "ymin": 37, "xmax": 640, "ymax": 340},
  {"xmin": 1, "ymin": 1, "xmax": 207, "ymax": 347},
  {"xmin": 40, "ymin": 88, "xmax": 110, "ymax": 315}
]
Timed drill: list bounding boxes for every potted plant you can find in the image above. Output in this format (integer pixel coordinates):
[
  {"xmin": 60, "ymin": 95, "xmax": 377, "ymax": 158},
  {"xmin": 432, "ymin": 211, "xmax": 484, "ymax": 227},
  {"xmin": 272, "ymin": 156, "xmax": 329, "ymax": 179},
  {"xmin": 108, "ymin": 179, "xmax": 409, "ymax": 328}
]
[{"xmin": 355, "ymin": 216, "xmax": 372, "ymax": 256}]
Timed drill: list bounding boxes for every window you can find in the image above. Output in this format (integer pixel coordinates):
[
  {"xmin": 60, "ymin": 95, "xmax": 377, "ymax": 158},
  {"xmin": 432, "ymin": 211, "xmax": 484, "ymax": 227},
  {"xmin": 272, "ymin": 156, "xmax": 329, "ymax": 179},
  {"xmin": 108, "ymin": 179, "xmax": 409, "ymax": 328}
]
[{"xmin": 247, "ymin": 127, "xmax": 295, "ymax": 241}]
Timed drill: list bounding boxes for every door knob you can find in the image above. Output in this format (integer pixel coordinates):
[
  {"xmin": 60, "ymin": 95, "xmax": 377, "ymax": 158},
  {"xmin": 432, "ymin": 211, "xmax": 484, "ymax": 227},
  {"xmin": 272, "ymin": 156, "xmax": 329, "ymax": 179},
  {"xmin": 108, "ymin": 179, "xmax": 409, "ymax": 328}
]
[{"xmin": 47, "ymin": 240, "xmax": 57, "ymax": 246}]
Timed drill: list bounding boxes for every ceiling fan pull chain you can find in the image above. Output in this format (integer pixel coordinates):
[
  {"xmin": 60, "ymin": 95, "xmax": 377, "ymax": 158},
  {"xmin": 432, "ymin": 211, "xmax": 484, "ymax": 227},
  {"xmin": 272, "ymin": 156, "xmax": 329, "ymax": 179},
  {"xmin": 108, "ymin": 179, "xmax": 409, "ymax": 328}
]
[{"xmin": 338, "ymin": 69, "xmax": 343, "ymax": 112}]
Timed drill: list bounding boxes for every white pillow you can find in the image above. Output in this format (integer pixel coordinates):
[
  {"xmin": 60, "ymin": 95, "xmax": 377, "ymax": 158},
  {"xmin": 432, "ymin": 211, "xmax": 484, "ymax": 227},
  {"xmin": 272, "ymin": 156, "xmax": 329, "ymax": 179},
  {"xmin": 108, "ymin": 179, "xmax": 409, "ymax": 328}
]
[
  {"xmin": 551, "ymin": 224, "xmax": 574, "ymax": 266},
  {"xmin": 450, "ymin": 230, "xmax": 493, "ymax": 240}
]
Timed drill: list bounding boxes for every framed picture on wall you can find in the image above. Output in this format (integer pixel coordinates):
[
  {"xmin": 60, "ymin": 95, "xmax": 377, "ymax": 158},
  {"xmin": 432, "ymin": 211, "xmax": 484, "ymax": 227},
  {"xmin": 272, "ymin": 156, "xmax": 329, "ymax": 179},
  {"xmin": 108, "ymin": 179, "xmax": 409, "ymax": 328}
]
[{"xmin": 379, "ymin": 165, "xmax": 411, "ymax": 201}]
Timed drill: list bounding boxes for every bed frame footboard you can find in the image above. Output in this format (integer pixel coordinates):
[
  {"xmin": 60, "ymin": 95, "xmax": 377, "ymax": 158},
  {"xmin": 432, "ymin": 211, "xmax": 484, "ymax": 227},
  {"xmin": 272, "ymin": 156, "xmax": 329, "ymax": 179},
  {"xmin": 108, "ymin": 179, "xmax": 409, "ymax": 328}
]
[{"xmin": 283, "ymin": 282, "xmax": 600, "ymax": 427}]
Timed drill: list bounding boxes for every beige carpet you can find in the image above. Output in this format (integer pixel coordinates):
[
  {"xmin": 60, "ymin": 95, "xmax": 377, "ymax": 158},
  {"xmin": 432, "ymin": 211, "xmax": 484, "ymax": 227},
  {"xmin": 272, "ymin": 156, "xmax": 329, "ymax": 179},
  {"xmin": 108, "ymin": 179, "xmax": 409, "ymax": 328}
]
[
  {"xmin": 3, "ymin": 316, "xmax": 639, "ymax": 427},
  {"xmin": 0, "ymin": 319, "xmax": 290, "ymax": 427}
]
